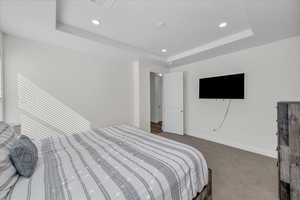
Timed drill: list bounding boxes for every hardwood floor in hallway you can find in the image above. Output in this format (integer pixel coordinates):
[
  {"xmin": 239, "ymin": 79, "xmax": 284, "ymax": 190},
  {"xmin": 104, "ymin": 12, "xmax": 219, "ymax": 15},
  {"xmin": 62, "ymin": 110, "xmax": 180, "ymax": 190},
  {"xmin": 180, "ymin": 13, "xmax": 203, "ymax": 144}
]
[{"xmin": 151, "ymin": 121, "xmax": 162, "ymax": 133}]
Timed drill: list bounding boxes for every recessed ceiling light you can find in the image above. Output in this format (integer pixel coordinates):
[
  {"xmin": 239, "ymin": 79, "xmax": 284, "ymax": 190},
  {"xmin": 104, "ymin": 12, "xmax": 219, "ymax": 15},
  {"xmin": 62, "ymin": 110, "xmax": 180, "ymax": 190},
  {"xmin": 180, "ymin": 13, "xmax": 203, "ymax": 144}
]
[
  {"xmin": 218, "ymin": 22, "xmax": 227, "ymax": 28},
  {"xmin": 158, "ymin": 73, "xmax": 163, "ymax": 77},
  {"xmin": 161, "ymin": 49, "xmax": 167, "ymax": 53},
  {"xmin": 156, "ymin": 21, "xmax": 166, "ymax": 29},
  {"xmin": 92, "ymin": 19, "xmax": 100, "ymax": 26}
]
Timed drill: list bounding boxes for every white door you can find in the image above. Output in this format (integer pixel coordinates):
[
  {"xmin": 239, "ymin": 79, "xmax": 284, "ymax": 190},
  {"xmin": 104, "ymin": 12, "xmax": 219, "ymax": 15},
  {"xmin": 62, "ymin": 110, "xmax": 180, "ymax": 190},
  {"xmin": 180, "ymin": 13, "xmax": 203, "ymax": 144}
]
[{"xmin": 162, "ymin": 72, "xmax": 184, "ymax": 135}]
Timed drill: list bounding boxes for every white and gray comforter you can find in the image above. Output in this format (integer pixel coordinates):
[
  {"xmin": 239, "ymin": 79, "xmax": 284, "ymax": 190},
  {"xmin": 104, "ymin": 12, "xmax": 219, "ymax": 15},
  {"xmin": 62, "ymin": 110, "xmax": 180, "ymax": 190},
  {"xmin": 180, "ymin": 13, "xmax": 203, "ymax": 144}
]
[{"xmin": 6, "ymin": 125, "xmax": 208, "ymax": 200}]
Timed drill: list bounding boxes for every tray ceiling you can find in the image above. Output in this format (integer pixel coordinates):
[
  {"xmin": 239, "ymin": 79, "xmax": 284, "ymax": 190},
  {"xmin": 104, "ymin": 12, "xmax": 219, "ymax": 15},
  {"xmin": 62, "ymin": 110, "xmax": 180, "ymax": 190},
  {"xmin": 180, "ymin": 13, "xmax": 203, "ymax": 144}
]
[{"xmin": 0, "ymin": 0, "xmax": 300, "ymax": 66}]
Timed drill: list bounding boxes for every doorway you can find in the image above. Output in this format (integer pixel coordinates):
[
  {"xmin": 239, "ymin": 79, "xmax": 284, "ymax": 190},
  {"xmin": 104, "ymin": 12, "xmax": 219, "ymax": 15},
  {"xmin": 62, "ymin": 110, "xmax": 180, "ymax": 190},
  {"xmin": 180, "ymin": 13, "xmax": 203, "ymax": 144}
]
[{"xmin": 150, "ymin": 72, "xmax": 163, "ymax": 134}]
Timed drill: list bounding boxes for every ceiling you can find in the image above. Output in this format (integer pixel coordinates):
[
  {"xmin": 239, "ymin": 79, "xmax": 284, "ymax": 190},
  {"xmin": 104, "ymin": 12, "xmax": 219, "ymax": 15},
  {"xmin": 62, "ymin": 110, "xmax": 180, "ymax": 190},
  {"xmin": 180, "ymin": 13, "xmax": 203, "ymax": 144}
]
[
  {"xmin": 57, "ymin": 0, "xmax": 250, "ymax": 57},
  {"xmin": 1, "ymin": 0, "xmax": 300, "ymax": 67}
]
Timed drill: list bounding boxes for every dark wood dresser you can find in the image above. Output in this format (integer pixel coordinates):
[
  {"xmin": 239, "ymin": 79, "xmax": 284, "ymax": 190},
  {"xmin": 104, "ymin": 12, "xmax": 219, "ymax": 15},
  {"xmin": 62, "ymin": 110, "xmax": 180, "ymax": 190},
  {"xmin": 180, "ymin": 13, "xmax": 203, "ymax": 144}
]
[{"xmin": 277, "ymin": 102, "xmax": 300, "ymax": 200}]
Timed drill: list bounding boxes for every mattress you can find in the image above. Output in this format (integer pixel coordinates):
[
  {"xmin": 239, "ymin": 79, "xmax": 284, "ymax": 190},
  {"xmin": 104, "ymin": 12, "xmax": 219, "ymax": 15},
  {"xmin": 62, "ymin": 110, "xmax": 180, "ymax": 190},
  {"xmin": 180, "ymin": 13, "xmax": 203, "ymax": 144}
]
[{"xmin": 6, "ymin": 125, "xmax": 208, "ymax": 200}]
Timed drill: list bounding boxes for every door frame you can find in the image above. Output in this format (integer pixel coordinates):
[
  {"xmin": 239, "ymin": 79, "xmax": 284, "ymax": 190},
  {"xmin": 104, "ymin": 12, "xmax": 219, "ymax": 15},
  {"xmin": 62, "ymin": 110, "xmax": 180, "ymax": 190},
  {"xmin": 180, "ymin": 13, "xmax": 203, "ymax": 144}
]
[
  {"xmin": 133, "ymin": 60, "xmax": 169, "ymax": 132},
  {"xmin": 150, "ymin": 72, "xmax": 163, "ymax": 124},
  {"xmin": 147, "ymin": 70, "xmax": 165, "ymax": 132}
]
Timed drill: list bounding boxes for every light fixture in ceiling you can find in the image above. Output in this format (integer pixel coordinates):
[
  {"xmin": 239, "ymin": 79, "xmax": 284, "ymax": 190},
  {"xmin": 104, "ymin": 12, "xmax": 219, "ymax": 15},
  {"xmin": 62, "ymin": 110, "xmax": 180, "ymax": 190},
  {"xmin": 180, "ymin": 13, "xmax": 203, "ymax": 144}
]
[
  {"xmin": 158, "ymin": 73, "xmax": 163, "ymax": 77},
  {"xmin": 156, "ymin": 21, "xmax": 166, "ymax": 29},
  {"xmin": 218, "ymin": 22, "xmax": 228, "ymax": 28},
  {"xmin": 90, "ymin": 0, "xmax": 116, "ymax": 8},
  {"xmin": 92, "ymin": 19, "xmax": 101, "ymax": 26},
  {"xmin": 161, "ymin": 49, "xmax": 167, "ymax": 53}
]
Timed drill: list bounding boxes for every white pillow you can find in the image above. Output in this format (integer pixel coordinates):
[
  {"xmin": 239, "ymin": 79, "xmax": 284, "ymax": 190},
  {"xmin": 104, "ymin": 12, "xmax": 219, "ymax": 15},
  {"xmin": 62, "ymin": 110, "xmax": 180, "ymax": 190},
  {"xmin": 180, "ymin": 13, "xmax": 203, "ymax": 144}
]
[
  {"xmin": 0, "ymin": 122, "xmax": 19, "ymax": 199},
  {"xmin": 0, "ymin": 149, "xmax": 19, "ymax": 199}
]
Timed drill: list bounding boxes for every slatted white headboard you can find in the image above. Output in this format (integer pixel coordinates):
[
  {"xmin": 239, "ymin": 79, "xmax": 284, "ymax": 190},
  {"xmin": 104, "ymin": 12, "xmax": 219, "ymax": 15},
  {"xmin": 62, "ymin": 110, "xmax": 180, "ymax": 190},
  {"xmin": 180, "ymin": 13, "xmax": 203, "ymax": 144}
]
[{"xmin": 18, "ymin": 74, "xmax": 91, "ymax": 139}]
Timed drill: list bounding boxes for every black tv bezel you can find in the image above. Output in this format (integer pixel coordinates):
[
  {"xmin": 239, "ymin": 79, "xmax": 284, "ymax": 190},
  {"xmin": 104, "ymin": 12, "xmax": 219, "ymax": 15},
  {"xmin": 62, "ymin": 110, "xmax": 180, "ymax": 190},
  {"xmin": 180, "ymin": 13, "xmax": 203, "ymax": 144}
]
[{"xmin": 199, "ymin": 73, "xmax": 245, "ymax": 99}]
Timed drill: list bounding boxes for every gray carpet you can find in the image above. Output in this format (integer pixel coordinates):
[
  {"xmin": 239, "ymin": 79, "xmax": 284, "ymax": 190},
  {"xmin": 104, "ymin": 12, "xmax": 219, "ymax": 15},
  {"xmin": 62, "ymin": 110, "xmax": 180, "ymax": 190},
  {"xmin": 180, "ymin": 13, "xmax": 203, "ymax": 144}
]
[{"xmin": 157, "ymin": 132, "xmax": 278, "ymax": 200}]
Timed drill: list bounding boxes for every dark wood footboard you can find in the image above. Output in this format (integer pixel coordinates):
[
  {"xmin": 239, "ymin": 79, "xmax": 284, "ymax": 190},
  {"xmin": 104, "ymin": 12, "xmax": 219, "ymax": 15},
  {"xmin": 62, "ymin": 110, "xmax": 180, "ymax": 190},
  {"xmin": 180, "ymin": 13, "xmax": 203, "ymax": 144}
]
[{"xmin": 193, "ymin": 168, "xmax": 212, "ymax": 200}]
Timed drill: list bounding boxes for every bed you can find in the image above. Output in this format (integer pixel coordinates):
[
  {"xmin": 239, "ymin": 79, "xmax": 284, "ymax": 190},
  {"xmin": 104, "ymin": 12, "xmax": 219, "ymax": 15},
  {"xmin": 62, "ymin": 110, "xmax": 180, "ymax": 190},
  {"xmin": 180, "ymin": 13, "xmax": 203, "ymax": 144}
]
[{"xmin": 6, "ymin": 125, "xmax": 211, "ymax": 200}]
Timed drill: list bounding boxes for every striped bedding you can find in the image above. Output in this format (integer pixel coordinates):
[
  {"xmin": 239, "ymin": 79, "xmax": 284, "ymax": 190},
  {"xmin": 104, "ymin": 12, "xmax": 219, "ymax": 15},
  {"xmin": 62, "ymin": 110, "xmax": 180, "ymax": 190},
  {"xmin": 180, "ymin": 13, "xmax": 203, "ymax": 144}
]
[{"xmin": 6, "ymin": 125, "xmax": 208, "ymax": 200}]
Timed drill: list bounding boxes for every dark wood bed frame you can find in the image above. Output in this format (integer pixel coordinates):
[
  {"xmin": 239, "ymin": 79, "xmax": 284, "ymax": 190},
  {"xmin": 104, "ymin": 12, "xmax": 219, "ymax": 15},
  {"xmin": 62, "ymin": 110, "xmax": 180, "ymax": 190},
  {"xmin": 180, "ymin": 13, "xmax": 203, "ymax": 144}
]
[{"xmin": 193, "ymin": 168, "xmax": 212, "ymax": 200}]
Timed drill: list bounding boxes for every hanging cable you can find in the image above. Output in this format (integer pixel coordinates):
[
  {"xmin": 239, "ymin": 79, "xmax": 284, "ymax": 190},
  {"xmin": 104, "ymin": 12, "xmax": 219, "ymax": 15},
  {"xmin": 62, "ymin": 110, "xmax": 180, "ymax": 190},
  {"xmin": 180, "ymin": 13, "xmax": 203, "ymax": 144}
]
[{"xmin": 213, "ymin": 99, "xmax": 232, "ymax": 132}]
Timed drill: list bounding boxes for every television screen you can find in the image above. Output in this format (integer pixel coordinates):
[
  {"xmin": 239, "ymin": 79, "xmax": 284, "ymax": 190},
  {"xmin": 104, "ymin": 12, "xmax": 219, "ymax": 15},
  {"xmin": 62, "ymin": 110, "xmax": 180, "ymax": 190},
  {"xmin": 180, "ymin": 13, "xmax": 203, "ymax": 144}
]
[{"xmin": 199, "ymin": 73, "xmax": 244, "ymax": 99}]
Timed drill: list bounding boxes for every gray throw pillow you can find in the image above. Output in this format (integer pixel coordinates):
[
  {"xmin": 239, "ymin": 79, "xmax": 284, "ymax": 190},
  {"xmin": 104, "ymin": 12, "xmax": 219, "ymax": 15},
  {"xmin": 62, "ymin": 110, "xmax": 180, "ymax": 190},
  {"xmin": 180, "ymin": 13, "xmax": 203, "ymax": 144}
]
[{"xmin": 9, "ymin": 135, "xmax": 38, "ymax": 178}]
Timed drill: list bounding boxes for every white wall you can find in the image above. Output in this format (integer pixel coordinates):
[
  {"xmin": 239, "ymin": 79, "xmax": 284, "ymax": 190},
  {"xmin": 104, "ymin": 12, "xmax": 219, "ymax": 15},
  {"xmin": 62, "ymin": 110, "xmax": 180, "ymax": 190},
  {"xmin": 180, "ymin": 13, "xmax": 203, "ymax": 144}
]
[
  {"xmin": 171, "ymin": 35, "xmax": 300, "ymax": 158},
  {"xmin": 4, "ymin": 35, "xmax": 135, "ymax": 128},
  {"xmin": 0, "ymin": 32, "xmax": 4, "ymax": 121},
  {"xmin": 150, "ymin": 73, "xmax": 162, "ymax": 123},
  {"xmin": 0, "ymin": 32, "xmax": 3, "ymax": 98},
  {"xmin": 132, "ymin": 61, "xmax": 140, "ymax": 127}
]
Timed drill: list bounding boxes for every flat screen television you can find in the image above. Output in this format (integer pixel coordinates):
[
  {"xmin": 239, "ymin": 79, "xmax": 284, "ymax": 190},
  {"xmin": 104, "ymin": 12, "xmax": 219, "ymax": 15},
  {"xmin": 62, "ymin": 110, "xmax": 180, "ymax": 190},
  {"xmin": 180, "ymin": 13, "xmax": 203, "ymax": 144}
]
[{"xmin": 199, "ymin": 73, "xmax": 244, "ymax": 99}]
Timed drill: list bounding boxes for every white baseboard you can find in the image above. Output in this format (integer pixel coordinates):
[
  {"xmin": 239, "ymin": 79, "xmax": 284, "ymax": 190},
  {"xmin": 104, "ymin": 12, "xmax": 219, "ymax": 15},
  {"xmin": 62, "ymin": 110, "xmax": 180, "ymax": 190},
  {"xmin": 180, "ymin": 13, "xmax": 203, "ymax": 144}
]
[{"xmin": 185, "ymin": 132, "xmax": 277, "ymax": 159}]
